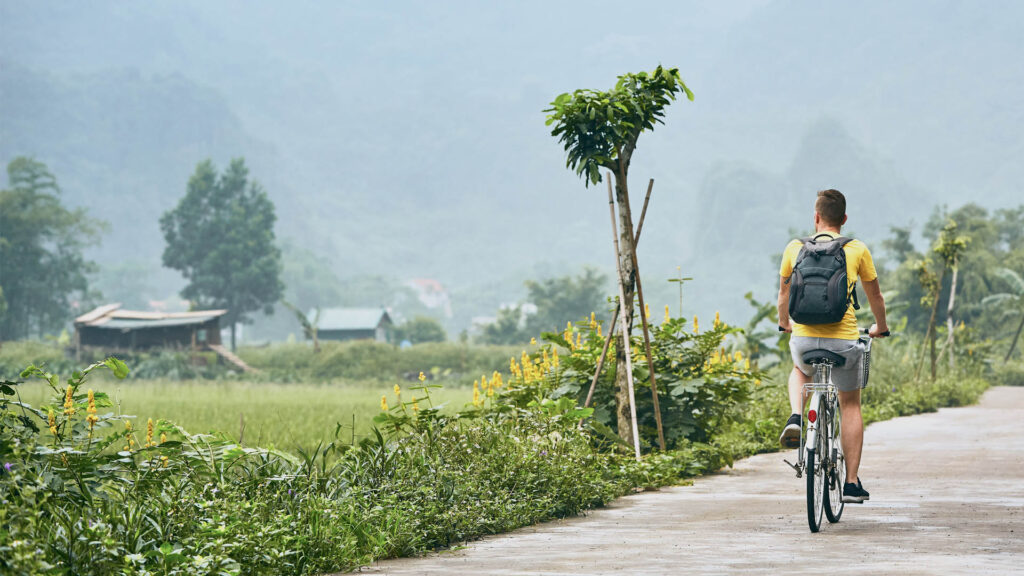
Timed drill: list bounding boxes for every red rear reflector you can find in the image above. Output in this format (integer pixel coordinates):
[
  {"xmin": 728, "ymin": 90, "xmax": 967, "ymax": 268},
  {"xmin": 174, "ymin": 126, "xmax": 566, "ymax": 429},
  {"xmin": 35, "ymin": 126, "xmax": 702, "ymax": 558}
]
[{"xmin": 808, "ymin": 410, "xmax": 817, "ymax": 423}]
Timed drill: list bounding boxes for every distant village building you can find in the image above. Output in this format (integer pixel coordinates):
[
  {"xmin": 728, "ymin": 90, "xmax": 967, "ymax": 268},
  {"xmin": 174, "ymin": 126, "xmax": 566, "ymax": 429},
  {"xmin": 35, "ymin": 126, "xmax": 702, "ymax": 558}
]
[
  {"xmin": 74, "ymin": 304, "xmax": 254, "ymax": 372},
  {"xmin": 314, "ymin": 308, "xmax": 393, "ymax": 342},
  {"xmin": 406, "ymin": 278, "xmax": 453, "ymax": 318}
]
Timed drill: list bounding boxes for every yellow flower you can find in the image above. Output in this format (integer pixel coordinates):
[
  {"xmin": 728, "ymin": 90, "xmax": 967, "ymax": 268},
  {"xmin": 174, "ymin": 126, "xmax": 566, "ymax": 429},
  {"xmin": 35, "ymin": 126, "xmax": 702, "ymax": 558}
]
[
  {"xmin": 125, "ymin": 420, "xmax": 132, "ymax": 431},
  {"xmin": 411, "ymin": 396, "xmax": 419, "ymax": 412},
  {"xmin": 530, "ymin": 337, "xmax": 537, "ymax": 346},
  {"xmin": 160, "ymin": 455, "xmax": 169, "ymax": 468},
  {"xmin": 551, "ymin": 348, "xmax": 560, "ymax": 368},
  {"xmin": 644, "ymin": 303, "xmax": 650, "ymax": 319},
  {"xmin": 394, "ymin": 384, "xmax": 401, "ymax": 396},
  {"xmin": 744, "ymin": 359, "xmax": 751, "ymax": 371},
  {"xmin": 596, "ymin": 324, "xmax": 602, "ymax": 338},
  {"xmin": 714, "ymin": 311, "xmax": 721, "ymax": 328},
  {"xmin": 693, "ymin": 315, "xmax": 700, "ymax": 334},
  {"xmin": 86, "ymin": 389, "xmax": 98, "ymax": 428},
  {"xmin": 542, "ymin": 349, "xmax": 550, "ymax": 365},
  {"xmin": 146, "ymin": 418, "xmax": 154, "ymax": 448},
  {"xmin": 664, "ymin": 305, "xmax": 670, "ymax": 324},
  {"xmin": 418, "ymin": 371, "xmax": 426, "ymax": 382},
  {"xmin": 160, "ymin": 433, "xmax": 167, "ymax": 444},
  {"xmin": 755, "ymin": 379, "xmax": 762, "ymax": 386},
  {"xmin": 492, "ymin": 371, "xmax": 502, "ymax": 388},
  {"xmin": 63, "ymin": 385, "xmax": 75, "ymax": 416},
  {"xmin": 590, "ymin": 312, "xmax": 595, "ymax": 326},
  {"xmin": 47, "ymin": 408, "xmax": 57, "ymax": 436},
  {"xmin": 576, "ymin": 332, "xmax": 582, "ymax": 349},
  {"xmin": 380, "ymin": 395, "xmax": 388, "ymax": 411},
  {"xmin": 734, "ymin": 350, "xmax": 743, "ymax": 362}
]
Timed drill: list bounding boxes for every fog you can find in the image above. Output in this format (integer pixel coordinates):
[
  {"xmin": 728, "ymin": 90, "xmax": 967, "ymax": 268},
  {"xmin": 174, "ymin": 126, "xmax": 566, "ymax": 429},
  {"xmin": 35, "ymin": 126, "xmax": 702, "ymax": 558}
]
[{"xmin": 2, "ymin": 0, "xmax": 1021, "ymax": 338}]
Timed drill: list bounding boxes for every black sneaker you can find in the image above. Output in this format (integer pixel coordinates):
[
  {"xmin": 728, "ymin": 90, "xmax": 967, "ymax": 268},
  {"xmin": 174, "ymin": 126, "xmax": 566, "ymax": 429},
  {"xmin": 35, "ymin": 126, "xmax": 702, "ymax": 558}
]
[
  {"xmin": 779, "ymin": 413, "xmax": 801, "ymax": 448},
  {"xmin": 843, "ymin": 478, "xmax": 870, "ymax": 503}
]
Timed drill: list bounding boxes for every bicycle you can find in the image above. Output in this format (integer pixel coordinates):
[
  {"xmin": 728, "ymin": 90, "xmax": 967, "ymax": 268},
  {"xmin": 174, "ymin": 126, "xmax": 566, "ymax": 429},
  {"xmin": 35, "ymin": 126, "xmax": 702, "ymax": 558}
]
[{"xmin": 783, "ymin": 327, "xmax": 886, "ymax": 532}]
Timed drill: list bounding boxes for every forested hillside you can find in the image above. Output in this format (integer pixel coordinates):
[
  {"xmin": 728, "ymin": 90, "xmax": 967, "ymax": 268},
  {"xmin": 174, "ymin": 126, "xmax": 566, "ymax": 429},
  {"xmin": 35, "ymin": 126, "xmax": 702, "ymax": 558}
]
[{"xmin": 3, "ymin": 0, "xmax": 1022, "ymax": 335}]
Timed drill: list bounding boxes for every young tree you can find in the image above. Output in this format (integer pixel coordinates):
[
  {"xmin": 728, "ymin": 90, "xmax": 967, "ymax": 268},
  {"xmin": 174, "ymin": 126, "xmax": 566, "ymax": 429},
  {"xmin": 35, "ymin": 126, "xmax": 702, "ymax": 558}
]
[
  {"xmin": 545, "ymin": 66, "xmax": 692, "ymax": 443},
  {"xmin": 0, "ymin": 157, "xmax": 104, "ymax": 340},
  {"xmin": 160, "ymin": 158, "xmax": 283, "ymax": 350}
]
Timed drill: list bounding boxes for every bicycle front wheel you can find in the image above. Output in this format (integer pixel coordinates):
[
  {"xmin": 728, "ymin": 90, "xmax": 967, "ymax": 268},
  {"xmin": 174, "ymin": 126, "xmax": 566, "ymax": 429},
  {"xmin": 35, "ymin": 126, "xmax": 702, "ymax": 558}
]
[
  {"xmin": 806, "ymin": 400, "xmax": 825, "ymax": 532},
  {"xmin": 824, "ymin": 403, "xmax": 845, "ymax": 523}
]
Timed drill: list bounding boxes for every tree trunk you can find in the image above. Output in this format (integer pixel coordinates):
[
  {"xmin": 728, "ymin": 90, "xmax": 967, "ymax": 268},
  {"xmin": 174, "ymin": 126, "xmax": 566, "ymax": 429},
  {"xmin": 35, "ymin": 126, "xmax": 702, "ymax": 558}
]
[
  {"xmin": 945, "ymin": 265, "xmax": 958, "ymax": 369},
  {"xmin": 612, "ymin": 167, "xmax": 638, "ymax": 446},
  {"xmin": 915, "ymin": 267, "xmax": 945, "ymax": 382},
  {"xmin": 1007, "ymin": 313, "xmax": 1024, "ymax": 363},
  {"xmin": 231, "ymin": 322, "xmax": 237, "ymax": 352}
]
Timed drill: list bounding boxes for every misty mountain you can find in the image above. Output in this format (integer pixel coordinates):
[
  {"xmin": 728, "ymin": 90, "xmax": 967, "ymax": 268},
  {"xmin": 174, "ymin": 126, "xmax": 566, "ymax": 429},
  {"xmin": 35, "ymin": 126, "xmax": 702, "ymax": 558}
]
[{"xmin": 2, "ymin": 0, "xmax": 1021, "ymax": 336}]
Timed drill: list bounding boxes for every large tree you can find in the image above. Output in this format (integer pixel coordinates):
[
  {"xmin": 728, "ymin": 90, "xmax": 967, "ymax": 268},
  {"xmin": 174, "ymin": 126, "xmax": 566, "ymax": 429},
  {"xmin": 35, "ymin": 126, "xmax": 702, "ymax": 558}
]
[
  {"xmin": 160, "ymin": 158, "xmax": 283, "ymax": 350},
  {"xmin": 0, "ymin": 157, "xmax": 103, "ymax": 340},
  {"xmin": 545, "ymin": 66, "xmax": 692, "ymax": 443}
]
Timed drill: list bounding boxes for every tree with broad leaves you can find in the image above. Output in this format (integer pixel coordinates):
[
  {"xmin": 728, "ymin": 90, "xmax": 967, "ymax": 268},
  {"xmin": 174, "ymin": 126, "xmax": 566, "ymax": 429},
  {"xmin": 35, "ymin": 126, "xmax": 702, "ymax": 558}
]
[
  {"xmin": 545, "ymin": 66, "xmax": 693, "ymax": 444},
  {"xmin": 0, "ymin": 157, "xmax": 104, "ymax": 340},
  {"xmin": 160, "ymin": 158, "xmax": 283, "ymax": 351}
]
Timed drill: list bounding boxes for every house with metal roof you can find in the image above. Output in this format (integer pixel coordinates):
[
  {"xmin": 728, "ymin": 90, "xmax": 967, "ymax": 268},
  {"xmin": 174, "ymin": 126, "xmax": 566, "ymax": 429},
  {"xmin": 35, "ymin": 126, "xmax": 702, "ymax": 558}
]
[
  {"xmin": 313, "ymin": 307, "xmax": 393, "ymax": 342},
  {"xmin": 75, "ymin": 303, "xmax": 225, "ymax": 350},
  {"xmin": 74, "ymin": 304, "xmax": 256, "ymax": 372}
]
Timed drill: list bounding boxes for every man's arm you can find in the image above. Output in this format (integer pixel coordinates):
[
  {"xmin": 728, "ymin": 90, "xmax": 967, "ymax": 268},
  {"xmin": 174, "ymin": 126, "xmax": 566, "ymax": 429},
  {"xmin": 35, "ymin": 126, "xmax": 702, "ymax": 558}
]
[
  {"xmin": 778, "ymin": 275, "xmax": 792, "ymax": 332},
  {"xmin": 861, "ymin": 278, "xmax": 889, "ymax": 337}
]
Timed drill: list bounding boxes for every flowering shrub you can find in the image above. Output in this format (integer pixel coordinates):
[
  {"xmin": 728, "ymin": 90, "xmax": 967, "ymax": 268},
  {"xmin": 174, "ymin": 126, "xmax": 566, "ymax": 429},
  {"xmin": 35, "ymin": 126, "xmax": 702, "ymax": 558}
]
[{"xmin": 491, "ymin": 310, "xmax": 765, "ymax": 450}]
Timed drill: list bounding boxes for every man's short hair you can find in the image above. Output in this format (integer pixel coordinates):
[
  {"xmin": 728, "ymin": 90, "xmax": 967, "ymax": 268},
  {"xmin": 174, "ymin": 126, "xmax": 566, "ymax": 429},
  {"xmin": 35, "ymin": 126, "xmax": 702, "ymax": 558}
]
[{"xmin": 815, "ymin": 189, "xmax": 846, "ymax": 226}]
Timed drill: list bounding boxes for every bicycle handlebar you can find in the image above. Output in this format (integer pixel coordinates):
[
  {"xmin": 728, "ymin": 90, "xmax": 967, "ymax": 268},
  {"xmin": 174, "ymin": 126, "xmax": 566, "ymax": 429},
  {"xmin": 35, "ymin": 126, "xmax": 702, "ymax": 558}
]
[{"xmin": 776, "ymin": 325, "xmax": 891, "ymax": 337}]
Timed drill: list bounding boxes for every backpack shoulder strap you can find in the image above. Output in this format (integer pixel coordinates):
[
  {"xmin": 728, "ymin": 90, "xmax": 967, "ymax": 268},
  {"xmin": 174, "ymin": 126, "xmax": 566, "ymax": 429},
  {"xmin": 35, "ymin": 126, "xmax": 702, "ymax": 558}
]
[{"xmin": 834, "ymin": 236, "xmax": 854, "ymax": 246}]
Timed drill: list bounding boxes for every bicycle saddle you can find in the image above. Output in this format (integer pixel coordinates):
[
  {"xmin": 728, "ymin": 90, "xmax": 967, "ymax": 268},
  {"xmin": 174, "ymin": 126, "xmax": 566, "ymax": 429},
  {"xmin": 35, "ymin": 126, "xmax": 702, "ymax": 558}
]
[{"xmin": 801, "ymin": 349, "xmax": 846, "ymax": 367}]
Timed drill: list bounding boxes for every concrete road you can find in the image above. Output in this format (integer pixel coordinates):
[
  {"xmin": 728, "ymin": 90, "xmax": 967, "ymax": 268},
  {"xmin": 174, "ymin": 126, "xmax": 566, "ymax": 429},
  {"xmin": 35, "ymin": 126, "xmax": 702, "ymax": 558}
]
[{"xmin": 354, "ymin": 387, "xmax": 1024, "ymax": 575}]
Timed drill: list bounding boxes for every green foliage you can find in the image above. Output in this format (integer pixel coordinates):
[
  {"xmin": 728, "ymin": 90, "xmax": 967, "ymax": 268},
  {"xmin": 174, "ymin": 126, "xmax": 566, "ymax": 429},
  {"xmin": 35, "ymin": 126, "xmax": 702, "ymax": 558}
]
[
  {"xmin": 0, "ymin": 158, "xmax": 105, "ymax": 340},
  {"xmin": 239, "ymin": 340, "xmax": 518, "ymax": 384},
  {"xmin": 392, "ymin": 316, "xmax": 447, "ymax": 345},
  {"xmin": 545, "ymin": 66, "xmax": 693, "ymax": 185},
  {"xmin": 160, "ymin": 158, "xmax": 284, "ymax": 349},
  {"xmin": 479, "ymin": 268, "xmax": 609, "ymax": 345},
  {"xmin": 523, "ymin": 267, "xmax": 609, "ymax": 336},
  {"xmin": 504, "ymin": 310, "xmax": 763, "ymax": 450}
]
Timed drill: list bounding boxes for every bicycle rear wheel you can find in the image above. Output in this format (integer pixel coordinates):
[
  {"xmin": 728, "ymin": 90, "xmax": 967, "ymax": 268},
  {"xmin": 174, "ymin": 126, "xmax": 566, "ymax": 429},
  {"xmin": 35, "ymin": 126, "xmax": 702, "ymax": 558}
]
[
  {"xmin": 824, "ymin": 402, "xmax": 845, "ymax": 523},
  {"xmin": 806, "ymin": 398, "xmax": 825, "ymax": 532}
]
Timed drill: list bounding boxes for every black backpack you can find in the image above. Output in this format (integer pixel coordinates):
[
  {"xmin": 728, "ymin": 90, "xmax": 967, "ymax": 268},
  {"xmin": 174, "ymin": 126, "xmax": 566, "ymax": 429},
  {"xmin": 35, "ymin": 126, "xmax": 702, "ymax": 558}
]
[{"xmin": 788, "ymin": 233, "xmax": 860, "ymax": 325}]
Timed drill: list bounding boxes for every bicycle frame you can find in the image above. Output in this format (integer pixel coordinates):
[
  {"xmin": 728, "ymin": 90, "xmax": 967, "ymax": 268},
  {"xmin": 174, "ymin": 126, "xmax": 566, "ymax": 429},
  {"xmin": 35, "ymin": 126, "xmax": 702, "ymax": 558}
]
[{"xmin": 784, "ymin": 365, "xmax": 837, "ymax": 478}]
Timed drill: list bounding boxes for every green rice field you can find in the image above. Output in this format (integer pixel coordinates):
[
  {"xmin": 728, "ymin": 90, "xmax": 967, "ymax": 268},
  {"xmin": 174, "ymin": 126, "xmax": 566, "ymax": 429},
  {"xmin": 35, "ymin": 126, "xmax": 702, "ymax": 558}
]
[{"xmin": 18, "ymin": 379, "xmax": 472, "ymax": 450}]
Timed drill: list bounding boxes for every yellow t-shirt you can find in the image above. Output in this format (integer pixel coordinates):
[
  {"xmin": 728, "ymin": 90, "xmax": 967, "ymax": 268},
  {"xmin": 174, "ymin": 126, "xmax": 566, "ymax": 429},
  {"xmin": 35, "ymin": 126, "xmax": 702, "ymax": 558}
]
[{"xmin": 780, "ymin": 232, "xmax": 877, "ymax": 340}]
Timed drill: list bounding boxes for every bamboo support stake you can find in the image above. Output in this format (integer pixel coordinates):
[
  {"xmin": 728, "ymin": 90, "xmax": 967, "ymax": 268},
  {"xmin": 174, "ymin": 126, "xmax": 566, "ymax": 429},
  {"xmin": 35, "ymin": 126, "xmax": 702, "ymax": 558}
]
[
  {"xmin": 608, "ymin": 178, "xmax": 641, "ymax": 461},
  {"xmin": 631, "ymin": 243, "xmax": 666, "ymax": 451},
  {"xmin": 582, "ymin": 179, "xmax": 654, "ymax": 415}
]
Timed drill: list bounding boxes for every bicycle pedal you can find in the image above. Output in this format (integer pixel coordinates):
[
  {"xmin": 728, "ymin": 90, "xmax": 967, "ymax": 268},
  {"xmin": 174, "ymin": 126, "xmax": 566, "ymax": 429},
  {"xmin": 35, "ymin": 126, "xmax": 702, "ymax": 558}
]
[{"xmin": 783, "ymin": 458, "xmax": 802, "ymax": 478}]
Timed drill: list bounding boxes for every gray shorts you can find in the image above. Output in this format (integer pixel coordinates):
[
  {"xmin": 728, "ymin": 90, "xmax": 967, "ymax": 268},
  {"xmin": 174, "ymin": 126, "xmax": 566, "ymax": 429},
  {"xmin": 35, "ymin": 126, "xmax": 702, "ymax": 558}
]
[{"xmin": 790, "ymin": 336, "xmax": 867, "ymax": 392}]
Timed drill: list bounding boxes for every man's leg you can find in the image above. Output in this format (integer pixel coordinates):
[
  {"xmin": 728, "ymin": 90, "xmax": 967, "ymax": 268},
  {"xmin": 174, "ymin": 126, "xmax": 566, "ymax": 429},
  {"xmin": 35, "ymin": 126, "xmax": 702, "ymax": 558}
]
[
  {"xmin": 788, "ymin": 366, "xmax": 811, "ymax": 414},
  {"xmin": 780, "ymin": 366, "xmax": 812, "ymax": 447},
  {"xmin": 839, "ymin": 389, "xmax": 863, "ymax": 483}
]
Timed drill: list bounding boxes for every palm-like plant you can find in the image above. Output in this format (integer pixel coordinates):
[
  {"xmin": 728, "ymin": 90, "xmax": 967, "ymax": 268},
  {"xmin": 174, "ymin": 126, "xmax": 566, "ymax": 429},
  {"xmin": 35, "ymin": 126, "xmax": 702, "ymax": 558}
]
[{"xmin": 982, "ymin": 267, "xmax": 1024, "ymax": 362}]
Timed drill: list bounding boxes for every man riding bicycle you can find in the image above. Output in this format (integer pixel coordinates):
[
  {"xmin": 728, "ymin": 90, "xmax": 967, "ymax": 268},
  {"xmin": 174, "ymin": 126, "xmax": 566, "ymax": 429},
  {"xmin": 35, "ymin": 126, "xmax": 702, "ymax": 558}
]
[{"xmin": 777, "ymin": 189, "xmax": 889, "ymax": 504}]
